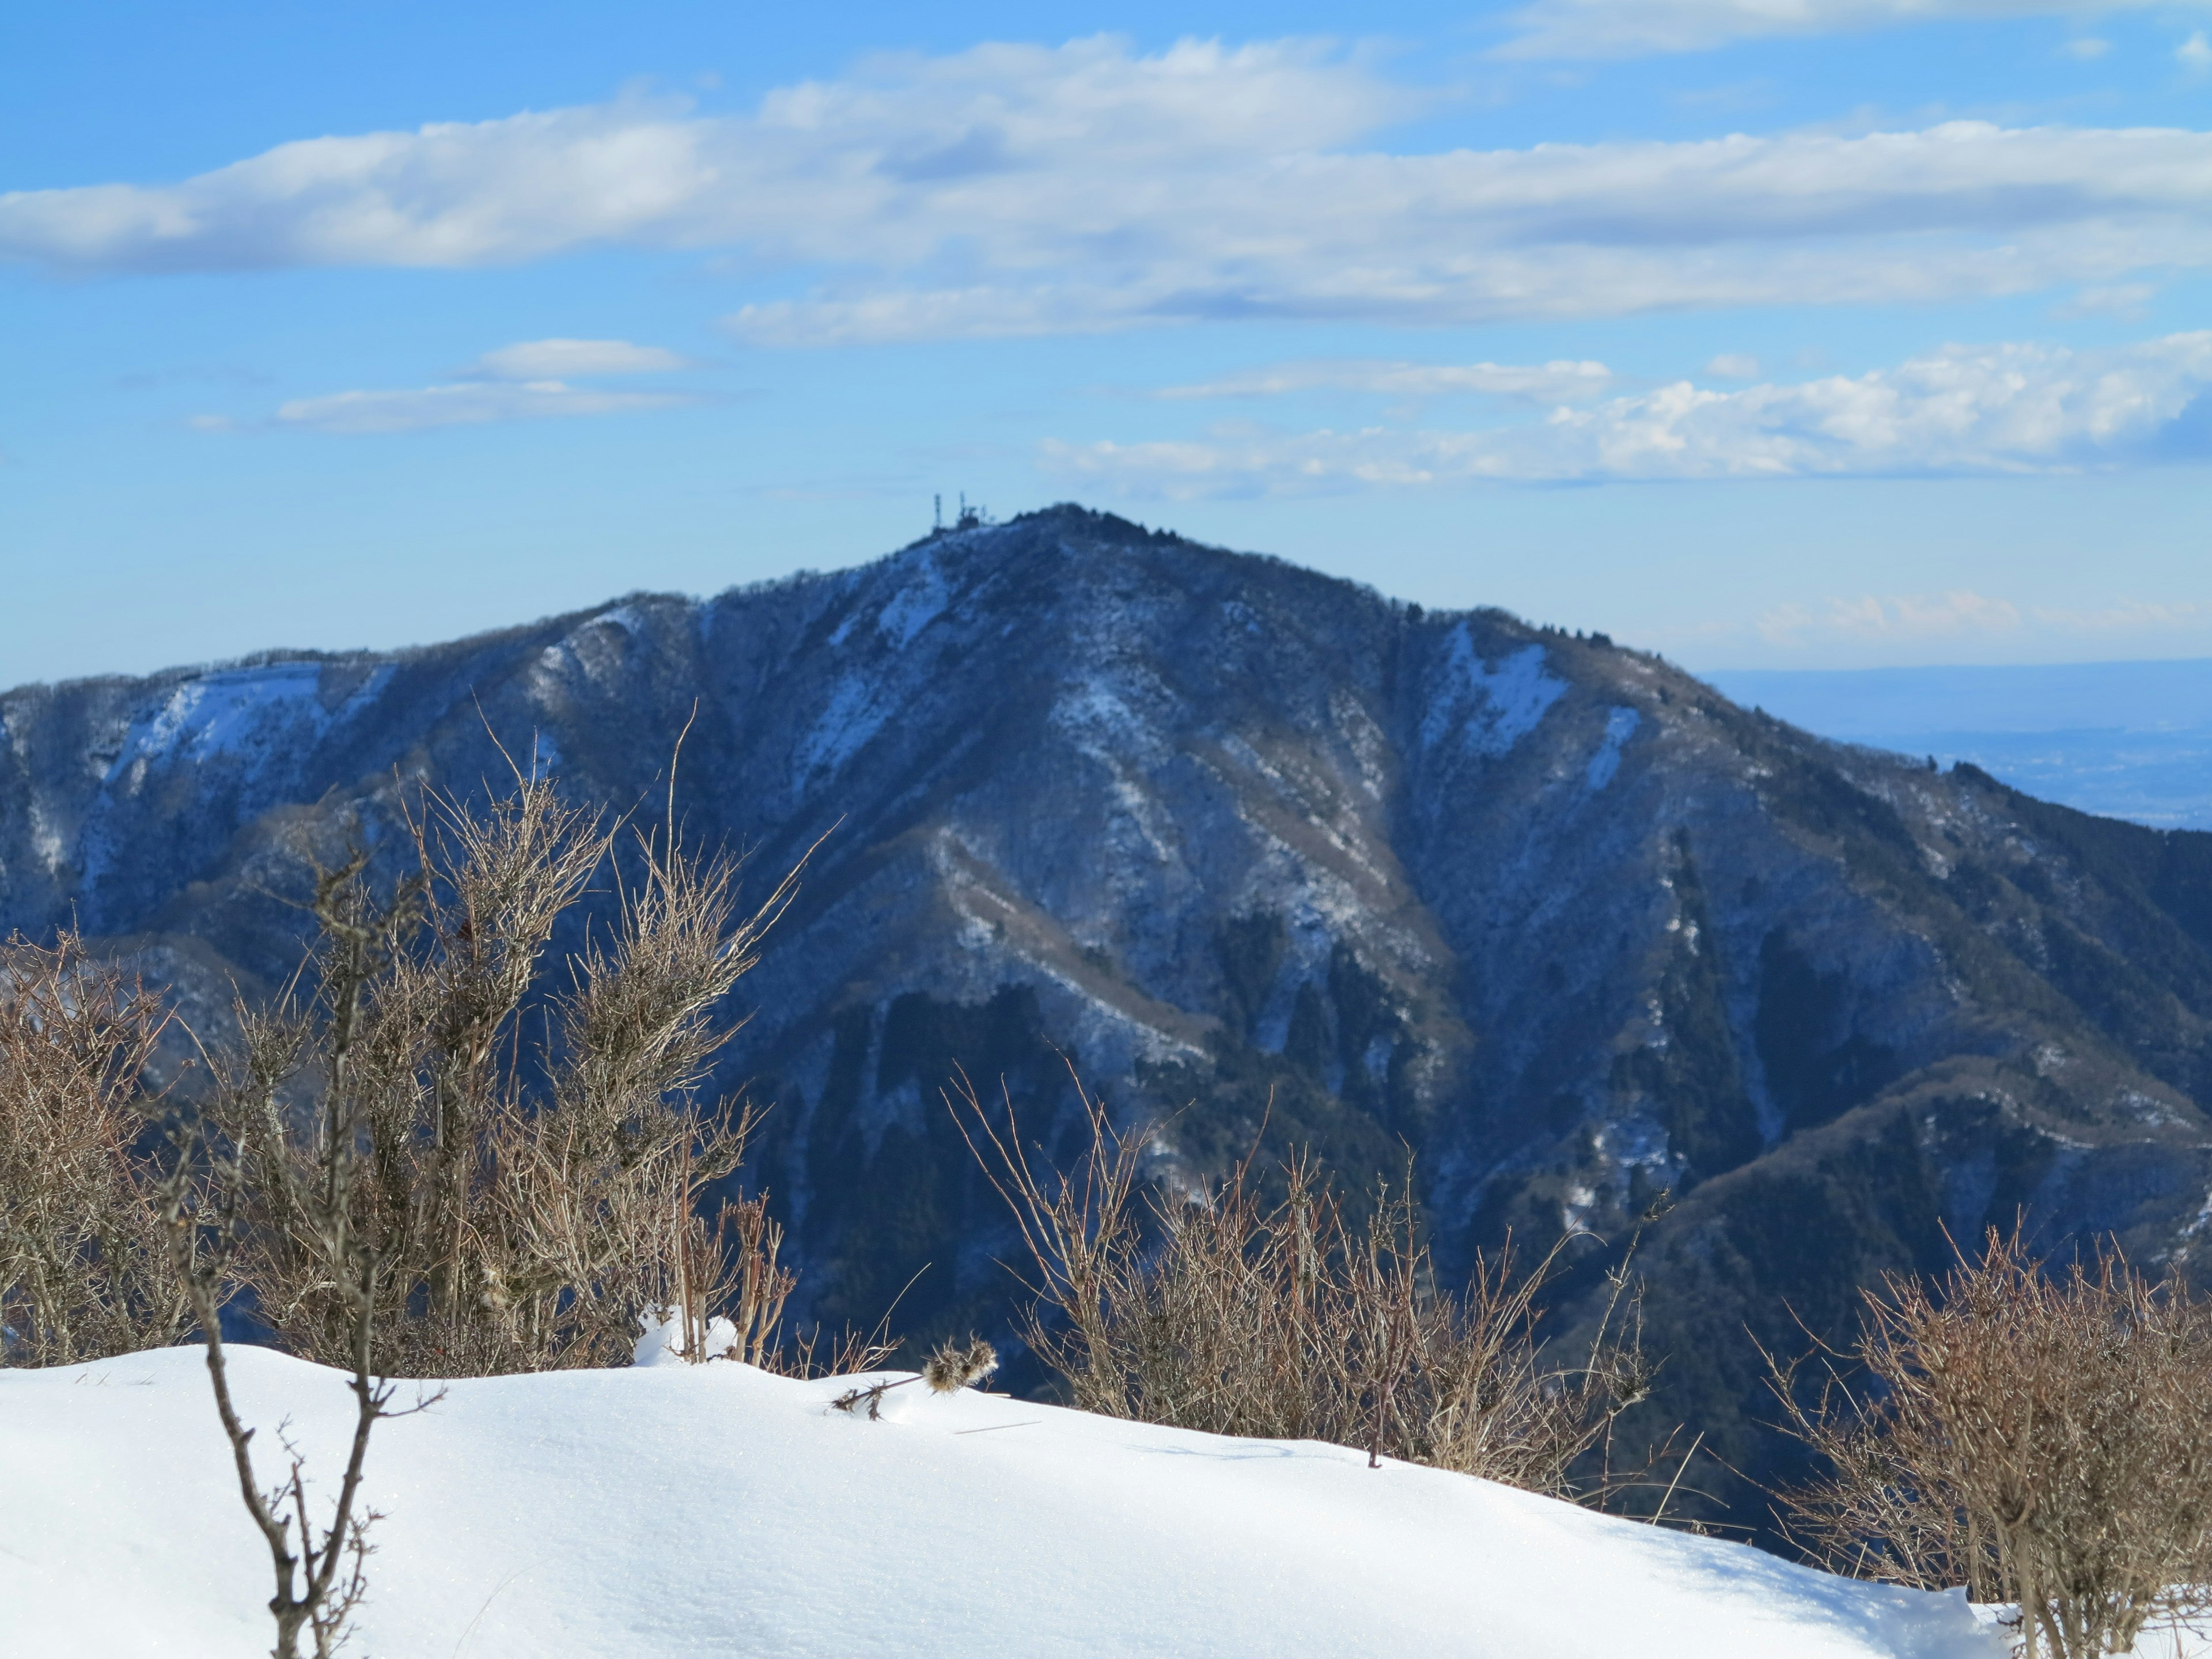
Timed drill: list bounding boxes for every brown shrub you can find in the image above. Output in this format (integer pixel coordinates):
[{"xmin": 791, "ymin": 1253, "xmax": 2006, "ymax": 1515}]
[
  {"xmin": 1774, "ymin": 1224, "xmax": 2212, "ymax": 1658},
  {"xmin": 149, "ymin": 766, "xmax": 824, "ymax": 1659},
  {"xmin": 214, "ymin": 772, "xmax": 810, "ymax": 1377},
  {"xmin": 0, "ymin": 930, "xmax": 187, "ymax": 1366},
  {"xmin": 950, "ymin": 1066, "xmax": 1652, "ymax": 1497}
]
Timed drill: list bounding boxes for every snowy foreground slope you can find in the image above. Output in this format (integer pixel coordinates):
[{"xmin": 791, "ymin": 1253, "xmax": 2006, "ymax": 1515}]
[{"xmin": 2, "ymin": 1347, "xmax": 2008, "ymax": 1659}]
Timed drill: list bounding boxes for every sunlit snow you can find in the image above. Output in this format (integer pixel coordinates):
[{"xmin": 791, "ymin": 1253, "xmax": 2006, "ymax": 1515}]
[
  {"xmin": 107, "ymin": 665, "xmax": 328, "ymax": 786},
  {"xmin": 1, "ymin": 1346, "xmax": 2019, "ymax": 1659}
]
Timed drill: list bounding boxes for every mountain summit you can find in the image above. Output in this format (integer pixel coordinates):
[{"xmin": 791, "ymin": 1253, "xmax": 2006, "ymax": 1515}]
[{"xmin": 9, "ymin": 503, "xmax": 2212, "ymax": 1522}]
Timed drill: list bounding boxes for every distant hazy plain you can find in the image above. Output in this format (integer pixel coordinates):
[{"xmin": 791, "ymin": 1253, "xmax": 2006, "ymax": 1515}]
[{"xmin": 1706, "ymin": 660, "xmax": 2212, "ymax": 830}]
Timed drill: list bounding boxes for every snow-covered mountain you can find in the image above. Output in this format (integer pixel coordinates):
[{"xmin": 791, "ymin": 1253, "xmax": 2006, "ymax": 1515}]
[{"xmin": 9, "ymin": 504, "xmax": 2212, "ymax": 1527}]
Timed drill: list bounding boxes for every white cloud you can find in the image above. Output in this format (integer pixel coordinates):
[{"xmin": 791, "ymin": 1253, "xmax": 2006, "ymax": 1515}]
[
  {"xmin": 1496, "ymin": 0, "xmax": 2195, "ymax": 59},
  {"xmin": 468, "ymin": 338, "xmax": 690, "ymax": 378},
  {"xmin": 2181, "ymin": 29, "xmax": 2212, "ymax": 68},
  {"xmin": 1824, "ymin": 590, "xmax": 2022, "ymax": 637},
  {"xmin": 5, "ymin": 41, "xmax": 2212, "ymax": 338},
  {"xmin": 2064, "ymin": 36, "xmax": 2113, "ymax": 58},
  {"xmin": 209, "ymin": 336, "xmax": 696, "ymax": 434},
  {"xmin": 268, "ymin": 380, "xmax": 688, "ymax": 435},
  {"xmin": 1705, "ymin": 353, "xmax": 1761, "ymax": 379},
  {"xmin": 1156, "ymin": 359, "xmax": 1613, "ymax": 402},
  {"xmin": 0, "ymin": 41, "xmax": 1395, "ymax": 274},
  {"xmin": 1042, "ymin": 330, "xmax": 2212, "ymax": 493},
  {"xmin": 1752, "ymin": 590, "xmax": 2014, "ymax": 647}
]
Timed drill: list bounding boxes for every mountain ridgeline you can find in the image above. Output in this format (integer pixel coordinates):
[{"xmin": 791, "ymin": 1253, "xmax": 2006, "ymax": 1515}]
[{"xmin": 10, "ymin": 505, "xmax": 2212, "ymax": 1525}]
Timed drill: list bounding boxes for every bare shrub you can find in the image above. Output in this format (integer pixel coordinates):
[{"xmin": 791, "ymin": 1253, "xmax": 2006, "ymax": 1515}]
[
  {"xmin": 1773, "ymin": 1224, "xmax": 2212, "ymax": 1658},
  {"xmin": 950, "ymin": 1067, "xmax": 1650, "ymax": 1496},
  {"xmin": 221, "ymin": 771, "xmax": 810, "ymax": 1377},
  {"xmin": 140, "ymin": 764, "xmax": 820, "ymax": 1658},
  {"xmin": 159, "ymin": 857, "xmax": 439, "ymax": 1659},
  {"xmin": 763, "ymin": 1314, "xmax": 904, "ymax": 1381},
  {"xmin": 0, "ymin": 930, "xmax": 188, "ymax": 1366}
]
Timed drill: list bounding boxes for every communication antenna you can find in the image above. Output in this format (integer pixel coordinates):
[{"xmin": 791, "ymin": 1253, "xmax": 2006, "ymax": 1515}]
[{"xmin": 934, "ymin": 493, "xmax": 943, "ymax": 533}]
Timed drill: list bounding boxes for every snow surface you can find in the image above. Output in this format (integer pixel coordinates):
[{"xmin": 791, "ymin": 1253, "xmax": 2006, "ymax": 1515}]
[{"xmin": 3, "ymin": 1345, "xmax": 2014, "ymax": 1659}]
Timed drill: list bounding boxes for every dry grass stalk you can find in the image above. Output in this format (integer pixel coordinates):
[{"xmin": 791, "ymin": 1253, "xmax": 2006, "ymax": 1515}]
[
  {"xmin": 0, "ymin": 930, "xmax": 188, "ymax": 1366},
  {"xmin": 949, "ymin": 1065, "xmax": 1650, "ymax": 1496},
  {"xmin": 1773, "ymin": 1224, "xmax": 2212, "ymax": 1658},
  {"xmin": 834, "ymin": 1336, "xmax": 999, "ymax": 1418}
]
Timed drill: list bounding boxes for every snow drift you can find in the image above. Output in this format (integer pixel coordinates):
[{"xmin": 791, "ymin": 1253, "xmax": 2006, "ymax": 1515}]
[{"xmin": 2, "ymin": 1346, "xmax": 2008, "ymax": 1658}]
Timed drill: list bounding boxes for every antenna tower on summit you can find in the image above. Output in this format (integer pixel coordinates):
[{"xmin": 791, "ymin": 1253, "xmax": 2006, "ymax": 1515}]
[{"xmin": 933, "ymin": 491, "xmax": 987, "ymax": 534}]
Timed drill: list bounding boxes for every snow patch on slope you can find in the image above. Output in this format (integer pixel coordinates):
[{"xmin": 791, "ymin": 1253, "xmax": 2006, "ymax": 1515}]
[
  {"xmin": 876, "ymin": 551, "xmax": 951, "ymax": 648},
  {"xmin": 26, "ymin": 800, "xmax": 69, "ymax": 873},
  {"xmin": 1052, "ymin": 675, "xmax": 1168, "ymax": 766},
  {"xmin": 795, "ymin": 673, "xmax": 891, "ymax": 778},
  {"xmin": 592, "ymin": 603, "xmax": 645, "ymax": 636},
  {"xmin": 105, "ymin": 665, "xmax": 331, "ymax": 791},
  {"xmin": 1587, "ymin": 707, "xmax": 1642, "ymax": 791},
  {"xmin": 1420, "ymin": 630, "xmax": 1567, "ymax": 761},
  {"xmin": 1051, "ymin": 675, "xmax": 1182, "ymax": 876}
]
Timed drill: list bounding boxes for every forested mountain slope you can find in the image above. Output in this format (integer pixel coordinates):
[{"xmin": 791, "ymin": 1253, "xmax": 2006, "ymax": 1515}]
[{"xmin": 10, "ymin": 504, "xmax": 2212, "ymax": 1524}]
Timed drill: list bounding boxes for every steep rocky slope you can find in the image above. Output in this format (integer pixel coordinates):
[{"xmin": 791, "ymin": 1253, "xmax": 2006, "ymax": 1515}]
[{"xmin": 10, "ymin": 505, "xmax": 2212, "ymax": 1524}]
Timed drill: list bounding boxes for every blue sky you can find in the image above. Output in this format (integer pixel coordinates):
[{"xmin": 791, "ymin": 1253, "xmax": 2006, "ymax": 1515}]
[{"xmin": 5, "ymin": 0, "xmax": 2210, "ymax": 684}]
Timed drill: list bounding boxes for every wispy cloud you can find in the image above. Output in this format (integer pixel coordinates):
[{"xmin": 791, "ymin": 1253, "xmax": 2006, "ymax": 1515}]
[
  {"xmin": 4, "ymin": 40, "xmax": 2211, "ymax": 339},
  {"xmin": 199, "ymin": 336, "xmax": 695, "ymax": 435},
  {"xmin": 1156, "ymin": 359, "xmax": 1613, "ymax": 402},
  {"xmin": 1495, "ymin": 0, "xmax": 2198, "ymax": 59},
  {"xmin": 1823, "ymin": 591, "xmax": 2022, "ymax": 637},
  {"xmin": 2181, "ymin": 29, "xmax": 2212, "ymax": 69},
  {"xmin": 1755, "ymin": 593, "xmax": 2203, "ymax": 647},
  {"xmin": 2054, "ymin": 282, "xmax": 2156, "ymax": 319},
  {"xmin": 271, "ymin": 380, "xmax": 688, "ymax": 435},
  {"xmin": 466, "ymin": 338, "xmax": 691, "ymax": 378},
  {"xmin": 1042, "ymin": 331, "xmax": 2212, "ymax": 493},
  {"xmin": 1755, "ymin": 590, "xmax": 2015, "ymax": 645}
]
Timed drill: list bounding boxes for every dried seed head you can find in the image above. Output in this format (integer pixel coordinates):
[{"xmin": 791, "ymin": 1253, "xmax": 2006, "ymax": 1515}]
[{"xmin": 922, "ymin": 1336, "xmax": 999, "ymax": 1394}]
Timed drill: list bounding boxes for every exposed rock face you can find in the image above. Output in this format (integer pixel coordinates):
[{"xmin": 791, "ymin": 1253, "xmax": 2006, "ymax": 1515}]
[{"xmin": 10, "ymin": 504, "xmax": 2212, "ymax": 1522}]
